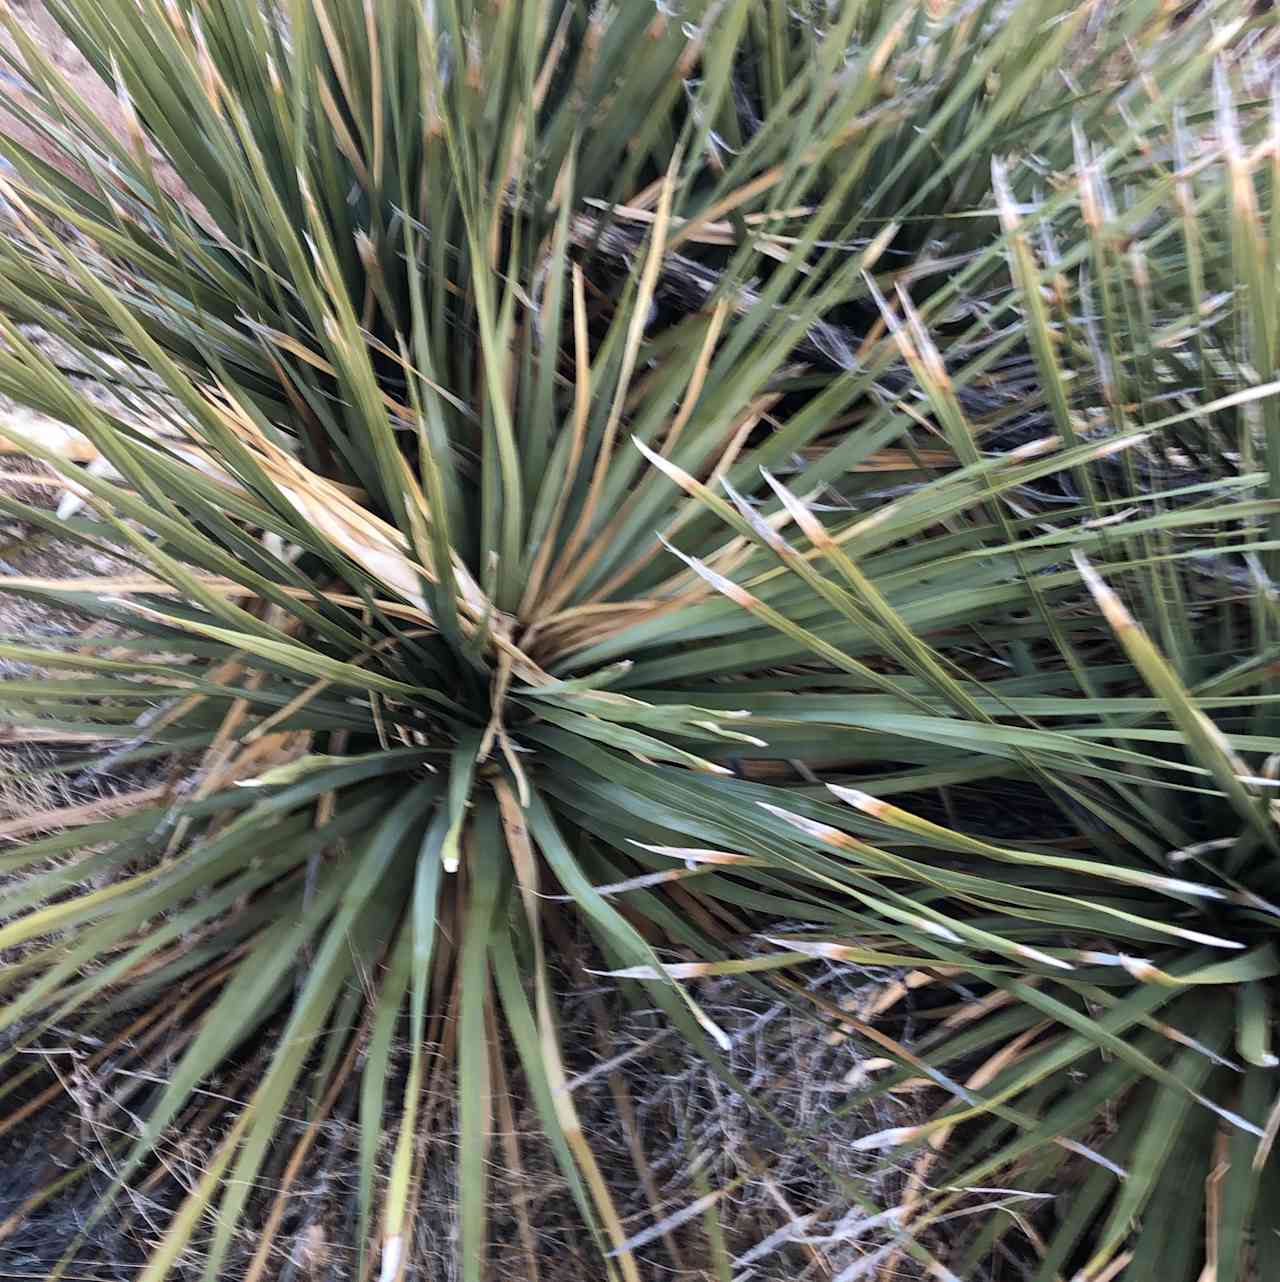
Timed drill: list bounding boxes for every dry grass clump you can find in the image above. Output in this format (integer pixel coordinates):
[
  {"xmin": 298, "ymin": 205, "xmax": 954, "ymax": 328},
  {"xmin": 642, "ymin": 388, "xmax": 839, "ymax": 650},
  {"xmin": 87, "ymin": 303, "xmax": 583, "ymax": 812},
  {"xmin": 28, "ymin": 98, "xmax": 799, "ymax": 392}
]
[{"xmin": 0, "ymin": 952, "xmax": 928, "ymax": 1282}]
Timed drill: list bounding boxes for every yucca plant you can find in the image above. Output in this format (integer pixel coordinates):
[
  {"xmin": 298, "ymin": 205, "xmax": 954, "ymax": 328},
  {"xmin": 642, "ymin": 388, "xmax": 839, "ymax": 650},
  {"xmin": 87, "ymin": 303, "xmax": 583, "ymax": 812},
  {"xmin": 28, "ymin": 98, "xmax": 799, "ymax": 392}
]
[{"xmin": 1, "ymin": 0, "xmax": 1279, "ymax": 1278}]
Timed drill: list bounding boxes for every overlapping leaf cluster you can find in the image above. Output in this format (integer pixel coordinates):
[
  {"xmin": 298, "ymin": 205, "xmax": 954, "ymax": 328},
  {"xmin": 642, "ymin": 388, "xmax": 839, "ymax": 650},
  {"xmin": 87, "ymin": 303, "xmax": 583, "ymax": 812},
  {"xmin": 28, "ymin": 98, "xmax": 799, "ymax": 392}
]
[{"xmin": 1, "ymin": 1, "xmax": 1279, "ymax": 1278}]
